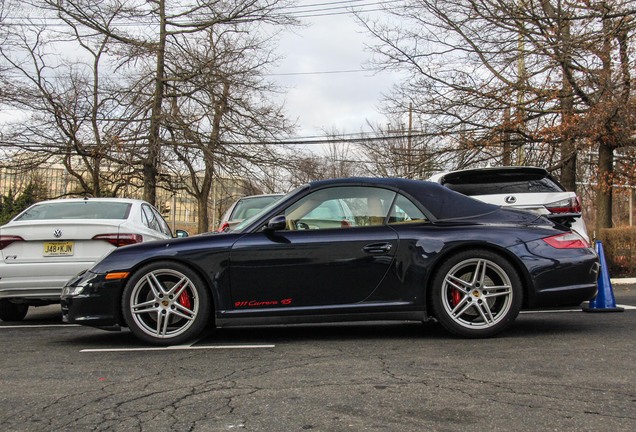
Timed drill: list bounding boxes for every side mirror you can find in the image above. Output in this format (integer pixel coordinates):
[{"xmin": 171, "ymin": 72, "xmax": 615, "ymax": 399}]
[
  {"xmin": 264, "ymin": 215, "xmax": 286, "ymax": 231},
  {"xmin": 174, "ymin": 229, "xmax": 189, "ymax": 238}
]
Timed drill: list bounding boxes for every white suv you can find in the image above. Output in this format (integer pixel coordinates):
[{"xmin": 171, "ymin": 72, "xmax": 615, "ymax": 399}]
[{"xmin": 429, "ymin": 167, "xmax": 589, "ymax": 241}]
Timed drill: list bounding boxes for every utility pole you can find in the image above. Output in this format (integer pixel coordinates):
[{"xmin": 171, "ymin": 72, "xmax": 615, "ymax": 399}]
[
  {"xmin": 516, "ymin": 0, "xmax": 527, "ymax": 165},
  {"xmin": 407, "ymin": 103, "xmax": 413, "ymax": 177}
]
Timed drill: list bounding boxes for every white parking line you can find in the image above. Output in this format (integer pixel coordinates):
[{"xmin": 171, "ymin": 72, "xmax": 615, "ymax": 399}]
[
  {"xmin": 521, "ymin": 310, "xmax": 582, "ymax": 314},
  {"xmin": 0, "ymin": 324, "xmax": 79, "ymax": 328},
  {"xmin": 521, "ymin": 304, "xmax": 635, "ymax": 313},
  {"xmin": 80, "ymin": 344, "xmax": 276, "ymax": 353}
]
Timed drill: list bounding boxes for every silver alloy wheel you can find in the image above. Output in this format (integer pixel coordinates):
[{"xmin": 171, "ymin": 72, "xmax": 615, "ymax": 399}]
[
  {"xmin": 441, "ymin": 258, "xmax": 513, "ymax": 329},
  {"xmin": 129, "ymin": 268, "xmax": 199, "ymax": 339}
]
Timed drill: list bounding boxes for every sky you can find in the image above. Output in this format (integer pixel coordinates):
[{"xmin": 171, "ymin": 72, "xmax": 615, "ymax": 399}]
[{"xmin": 268, "ymin": 2, "xmax": 402, "ymax": 139}]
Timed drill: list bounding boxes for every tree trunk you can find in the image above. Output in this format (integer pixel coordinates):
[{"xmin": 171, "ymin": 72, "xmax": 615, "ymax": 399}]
[
  {"xmin": 197, "ymin": 166, "xmax": 213, "ymax": 233},
  {"xmin": 144, "ymin": 0, "xmax": 166, "ymax": 205},
  {"xmin": 197, "ymin": 193, "xmax": 209, "ymax": 233},
  {"xmin": 502, "ymin": 107, "xmax": 512, "ymax": 166},
  {"xmin": 559, "ymin": 91, "xmax": 576, "ymax": 192},
  {"xmin": 595, "ymin": 142, "xmax": 613, "ymax": 234},
  {"xmin": 559, "ymin": 17, "xmax": 576, "ymax": 192}
]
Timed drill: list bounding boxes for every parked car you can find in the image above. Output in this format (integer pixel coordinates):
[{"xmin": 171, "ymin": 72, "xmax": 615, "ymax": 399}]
[
  {"xmin": 428, "ymin": 166, "xmax": 589, "ymax": 241},
  {"xmin": 0, "ymin": 197, "xmax": 186, "ymax": 321},
  {"xmin": 62, "ymin": 178, "xmax": 598, "ymax": 345},
  {"xmin": 217, "ymin": 193, "xmax": 284, "ymax": 232}
]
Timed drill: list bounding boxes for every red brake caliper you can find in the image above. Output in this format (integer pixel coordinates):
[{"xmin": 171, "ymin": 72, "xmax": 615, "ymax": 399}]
[
  {"xmin": 451, "ymin": 289, "xmax": 462, "ymax": 307},
  {"xmin": 178, "ymin": 290, "xmax": 192, "ymax": 309}
]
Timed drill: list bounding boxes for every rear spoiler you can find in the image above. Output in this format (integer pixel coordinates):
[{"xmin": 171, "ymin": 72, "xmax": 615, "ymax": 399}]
[{"xmin": 545, "ymin": 212, "xmax": 581, "ymax": 230}]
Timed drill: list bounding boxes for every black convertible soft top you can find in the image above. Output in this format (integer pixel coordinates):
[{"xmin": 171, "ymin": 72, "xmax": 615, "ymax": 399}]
[{"xmin": 307, "ymin": 177, "xmax": 500, "ymax": 221}]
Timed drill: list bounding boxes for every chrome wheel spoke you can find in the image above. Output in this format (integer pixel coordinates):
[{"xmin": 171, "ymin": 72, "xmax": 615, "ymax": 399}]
[
  {"xmin": 473, "ymin": 259, "xmax": 487, "ymax": 287},
  {"xmin": 445, "ymin": 274, "xmax": 472, "ymax": 293},
  {"xmin": 156, "ymin": 311, "xmax": 170, "ymax": 336},
  {"xmin": 171, "ymin": 305, "xmax": 195, "ymax": 321},
  {"xmin": 452, "ymin": 300, "xmax": 476, "ymax": 318},
  {"xmin": 132, "ymin": 299, "xmax": 158, "ymax": 314},
  {"xmin": 483, "ymin": 286, "xmax": 512, "ymax": 299},
  {"xmin": 476, "ymin": 301, "xmax": 495, "ymax": 324},
  {"xmin": 146, "ymin": 272, "xmax": 166, "ymax": 297},
  {"xmin": 168, "ymin": 276, "xmax": 190, "ymax": 298}
]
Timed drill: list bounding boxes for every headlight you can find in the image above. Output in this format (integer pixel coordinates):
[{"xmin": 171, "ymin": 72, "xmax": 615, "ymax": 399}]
[{"xmin": 62, "ymin": 285, "xmax": 86, "ymax": 297}]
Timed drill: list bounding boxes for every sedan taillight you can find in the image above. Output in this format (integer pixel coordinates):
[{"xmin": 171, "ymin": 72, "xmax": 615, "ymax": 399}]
[
  {"xmin": 545, "ymin": 196, "xmax": 581, "ymax": 214},
  {"xmin": 0, "ymin": 235, "xmax": 24, "ymax": 250},
  {"xmin": 92, "ymin": 233, "xmax": 143, "ymax": 247},
  {"xmin": 543, "ymin": 232, "xmax": 589, "ymax": 249}
]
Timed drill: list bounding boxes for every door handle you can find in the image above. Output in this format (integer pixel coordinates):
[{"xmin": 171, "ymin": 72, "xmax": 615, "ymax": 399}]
[{"xmin": 362, "ymin": 242, "xmax": 393, "ymax": 254}]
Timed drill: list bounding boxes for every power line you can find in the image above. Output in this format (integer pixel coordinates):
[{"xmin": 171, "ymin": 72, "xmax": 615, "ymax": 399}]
[
  {"xmin": 1, "ymin": 0, "xmax": 400, "ymax": 27},
  {"xmin": 264, "ymin": 69, "xmax": 368, "ymax": 76},
  {"xmin": 0, "ymin": 69, "xmax": 380, "ymax": 80},
  {"xmin": 0, "ymin": 132, "xmax": 435, "ymax": 149},
  {"xmin": 226, "ymin": 132, "xmax": 435, "ymax": 146}
]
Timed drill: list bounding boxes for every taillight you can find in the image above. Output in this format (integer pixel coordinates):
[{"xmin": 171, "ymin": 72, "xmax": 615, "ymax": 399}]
[
  {"xmin": 92, "ymin": 233, "xmax": 143, "ymax": 247},
  {"xmin": 217, "ymin": 222, "xmax": 230, "ymax": 232},
  {"xmin": 545, "ymin": 196, "xmax": 581, "ymax": 214},
  {"xmin": 543, "ymin": 232, "xmax": 589, "ymax": 249},
  {"xmin": 0, "ymin": 235, "xmax": 24, "ymax": 250}
]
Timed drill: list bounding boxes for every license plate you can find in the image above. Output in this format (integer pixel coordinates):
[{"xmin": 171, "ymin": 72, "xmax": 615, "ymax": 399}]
[{"xmin": 43, "ymin": 241, "xmax": 74, "ymax": 256}]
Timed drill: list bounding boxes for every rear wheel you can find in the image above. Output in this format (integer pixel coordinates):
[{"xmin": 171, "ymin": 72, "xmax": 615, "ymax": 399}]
[
  {"xmin": 0, "ymin": 300, "xmax": 29, "ymax": 322},
  {"xmin": 122, "ymin": 261, "xmax": 211, "ymax": 345},
  {"xmin": 430, "ymin": 250, "xmax": 522, "ymax": 338}
]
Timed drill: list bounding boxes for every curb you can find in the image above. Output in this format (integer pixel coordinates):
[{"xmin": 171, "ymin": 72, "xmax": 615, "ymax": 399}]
[{"xmin": 611, "ymin": 277, "xmax": 636, "ymax": 285}]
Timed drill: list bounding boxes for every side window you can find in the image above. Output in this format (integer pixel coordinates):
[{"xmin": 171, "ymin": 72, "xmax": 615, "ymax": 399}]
[
  {"xmin": 284, "ymin": 186, "xmax": 396, "ymax": 230},
  {"xmin": 388, "ymin": 194, "xmax": 429, "ymax": 224},
  {"xmin": 150, "ymin": 206, "xmax": 172, "ymax": 236},
  {"xmin": 142, "ymin": 204, "xmax": 162, "ymax": 233}
]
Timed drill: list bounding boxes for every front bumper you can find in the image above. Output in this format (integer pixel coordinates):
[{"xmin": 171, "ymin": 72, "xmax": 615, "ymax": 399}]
[{"xmin": 61, "ymin": 271, "xmax": 126, "ymax": 329}]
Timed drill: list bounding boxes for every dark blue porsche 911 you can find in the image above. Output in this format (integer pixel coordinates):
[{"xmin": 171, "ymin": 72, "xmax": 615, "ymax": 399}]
[{"xmin": 61, "ymin": 178, "xmax": 598, "ymax": 344}]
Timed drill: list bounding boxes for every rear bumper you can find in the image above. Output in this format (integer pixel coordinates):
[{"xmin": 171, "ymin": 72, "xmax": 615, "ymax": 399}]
[
  {"xmin": 507, "ymin": 241, "xmax": 599, "ymax": 308},
  {"xmin": 530, "ymin": 282, "xmax": 598, "ymax": 308},
  {"xmin": 0, "ymin": 286, "xmax": 62, "ymax": 302},
  {"xmin": 0, "ymin": 261, "xmax": 94, "ymax": 302}
]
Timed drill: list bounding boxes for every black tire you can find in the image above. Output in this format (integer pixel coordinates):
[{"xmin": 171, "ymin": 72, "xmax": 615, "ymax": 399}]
[
  {"xmin": 0, "ymin": 300, "xmax": 29, "ymax": 322},
  {"xmin": 122, "ymin": 261, "xmax": 211, "ymax": 345},
  {"xmin": 430, "ymin": 249, "xmax": 522, "ymax": 338}
]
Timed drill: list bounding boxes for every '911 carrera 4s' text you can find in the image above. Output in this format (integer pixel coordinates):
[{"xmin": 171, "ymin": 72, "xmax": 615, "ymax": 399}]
[{"xmin": 235, "ymin": 298, "xmax": 294, "ymax": 308}]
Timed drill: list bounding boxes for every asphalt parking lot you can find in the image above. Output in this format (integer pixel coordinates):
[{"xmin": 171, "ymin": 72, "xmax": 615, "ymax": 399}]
[{"xmin": 0, "ymin": 285, "xmax": 634, "ymax": 432}]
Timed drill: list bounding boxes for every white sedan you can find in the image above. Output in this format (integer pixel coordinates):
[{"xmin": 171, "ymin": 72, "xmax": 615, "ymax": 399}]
[{"xmin": 0, "ymin": 197, "xmax": 186, "ymax": 321}]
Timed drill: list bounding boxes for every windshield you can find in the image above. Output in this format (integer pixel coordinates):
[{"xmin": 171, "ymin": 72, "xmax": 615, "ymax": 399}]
[
  {"xmin": 231, "ymin": 194, "xmax": 288, "ymax": 232},
  {"xmin": 229, "ymin": 195, "xmax": 283, "ymax": 220},
  {"xmin": 231, "ymin": 186, "xmax": 305, "ymax": 233}
]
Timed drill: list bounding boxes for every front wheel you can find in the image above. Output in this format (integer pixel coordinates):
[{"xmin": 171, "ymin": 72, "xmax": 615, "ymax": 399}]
[
  {"xmin": 122, "ymin": 261, "xmax": 211, "ymax": 345},
  {"xmin": 430, "ymin": 250, "xmax": 522, "ymax": 338}
]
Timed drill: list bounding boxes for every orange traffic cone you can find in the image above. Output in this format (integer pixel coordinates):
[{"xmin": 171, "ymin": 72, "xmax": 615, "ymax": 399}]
[{"xmin": 583, "ymin": 241, "xmax": 624, "ymax": 312}]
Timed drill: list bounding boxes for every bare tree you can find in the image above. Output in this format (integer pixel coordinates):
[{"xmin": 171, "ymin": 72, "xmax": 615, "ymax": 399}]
[
  {"xmin": 0, "ymin": 12, "xmax": 131, "ymax": 197},
  {"xmin": 43, "ymin": 0, "xmax": 297, "ymax": 205},
  {"xmin": 354, "ymin": 119, "xmax": 453, "ymax": 179},
  {"xmin": 361, "ymin": 0, "xmax": 635, "ymax": 231}
]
